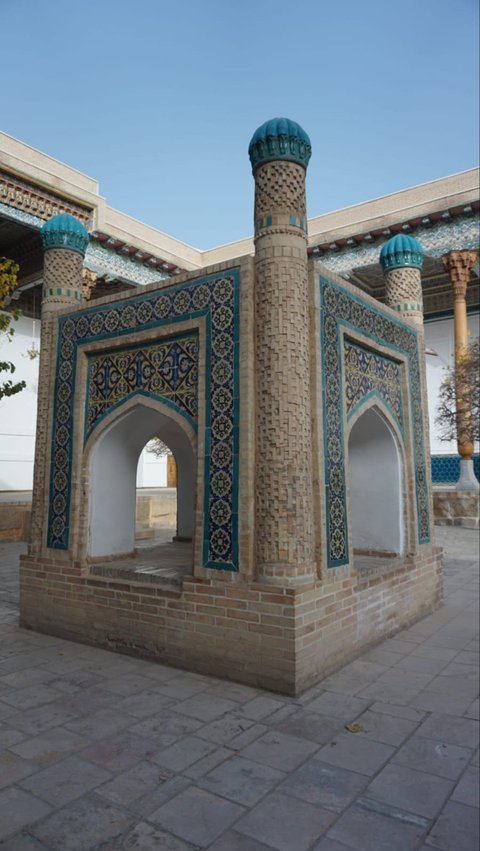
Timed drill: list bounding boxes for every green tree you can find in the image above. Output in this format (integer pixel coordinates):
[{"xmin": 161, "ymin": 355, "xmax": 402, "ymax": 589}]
[
  {"xmin": 436, "ymin": 338, "xmax": 480, "ymax": 445},
  {"xmin": 0, "ymin": 257, "xmax": 26, "ymax": 400}
]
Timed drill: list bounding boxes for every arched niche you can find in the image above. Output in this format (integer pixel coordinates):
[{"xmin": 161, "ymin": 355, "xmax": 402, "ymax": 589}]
[
  {"xmin": 86, "ymin": 398, "xmax": 196, "ymax": 559},
  {"xmin": 347, "ymin": 404, "xmax": 404, "ymax": 556}
]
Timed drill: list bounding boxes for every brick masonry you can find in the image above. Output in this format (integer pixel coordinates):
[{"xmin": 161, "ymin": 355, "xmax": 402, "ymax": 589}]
[{"xmin": 20, "ymin": 140, "xmax": 442, "ymax": 695}]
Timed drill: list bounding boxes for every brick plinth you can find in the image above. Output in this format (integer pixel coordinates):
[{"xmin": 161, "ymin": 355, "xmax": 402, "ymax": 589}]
[{"xmin": 19, "ymin": 547, "xmax": 442, "ymax": 695}]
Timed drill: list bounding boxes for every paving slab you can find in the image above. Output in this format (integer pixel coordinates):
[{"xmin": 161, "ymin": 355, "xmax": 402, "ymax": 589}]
[
  {"xmin": 150, "ymin": 785, "xmax": 245, "ymax": 847},
  {"xmin": 30, "ymin": 795, "xmax": 135, "ymax": 851},
  {"xmin": 0, "ymin": 528, "xmax": 478, "ymax": 850},
  {"xmin": 425, "ymin": 800, "xmax": 480, "ymax": 850},
  {"xmin": 235, "ymin": 789, "xmax": 336, "ymax": 851},
  {"xmin": 365, "ymin": 762, "xmax": 454, "ymax": 818}
]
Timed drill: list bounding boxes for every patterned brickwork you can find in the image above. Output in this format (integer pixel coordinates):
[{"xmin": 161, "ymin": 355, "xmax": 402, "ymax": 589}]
[
  {"xmin": 0, "ymin": 170, "xmax": 92, "ymax": 226},
  {"xmin": 344, "ymin": 340, "xmax": 404, "ymax": 431},
  {"xmin": 42, "ymin": 249, "xmax": 84, "ymax": 312},
  {"xmin": 384, "ymin": 267, "xmax": 423, "ymax": 324},
  {"xmin": 320, "ymin": 276, "xmax": 431, "ymax": 567},
  {"xmin": 254, "ymin": 158, "xmax": 314, "ymax": 581},
  {"xmin": 46, "ymin": 269, "xmax": 241, "ymax": 572},
  {"xmin": 86, "ymin": 334, "xmax": 199, "ymax": 438},
  {"xmin": 254, "ymin": 161, "xmax": 307, "ymax": 235}
]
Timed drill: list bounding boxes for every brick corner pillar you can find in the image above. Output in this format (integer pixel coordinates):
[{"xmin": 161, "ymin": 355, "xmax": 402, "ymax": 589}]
[
  {"xmin": 442, "ymin": 249, "xmax": 479, "ymax": 491},
  {"xmin": 29, "ymin": 214, "xmax": 89, "ymax": 553},
  {"xmin": 249, "ymin": 118, "xmax": 316, "ymax": 585},
  {"xmin": 380, "ymin": 233, "xmax": 425, "ymax": 327}
]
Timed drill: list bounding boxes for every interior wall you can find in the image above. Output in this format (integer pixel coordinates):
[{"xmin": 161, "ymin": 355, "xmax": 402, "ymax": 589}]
[
  {"xmin": 348, "ymin": 407, "xmax": 403, "ymax": 554},
  {"xmin": 425, "ymin": 313, "xmax": 479, "ymax": 454},
  {"xmin": 88, "ymin": 403, "xmax": 195, "ymax": 557},
  {"xmin": 0, "ymin": 315, "xmax": 40, "ymax": 490}
]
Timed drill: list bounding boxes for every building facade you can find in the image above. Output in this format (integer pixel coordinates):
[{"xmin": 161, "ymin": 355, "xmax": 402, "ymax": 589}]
[{"xmin": 0, "ymin": 132, "xmax": 478, "ymax": 494}]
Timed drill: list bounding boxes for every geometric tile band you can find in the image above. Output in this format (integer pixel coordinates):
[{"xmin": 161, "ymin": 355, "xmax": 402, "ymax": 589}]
[
  {"xmin": 344, "ymin": 339, "xmax": 404, "ymax": 433},
  {"xmin": 320, "ymin": 276, "xmax": 430, "ymax": 567},
  {"xmin": 86, "ymin": 334, "xmax": 199, "ymax": 438},
  {"xmin": 48, "ymin": 269, "xmax": 240, "ymax": 572}
]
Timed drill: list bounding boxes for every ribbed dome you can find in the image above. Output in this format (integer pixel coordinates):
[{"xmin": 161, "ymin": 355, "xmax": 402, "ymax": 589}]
[
  {"xmin": 379, "ymin": 234, "xmax": 424, "ymax": 271},
  {"xmin": 248, "ymin": 117, "xmax": 312, "ymax": 171},
  {"xmin": 41, "ymin": 213, "xmax": 89, "ymax": 257}
]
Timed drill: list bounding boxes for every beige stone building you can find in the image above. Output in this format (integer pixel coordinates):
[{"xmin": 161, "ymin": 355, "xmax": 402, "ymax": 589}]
[{"xmin": 1, "ymin": 119, "xmax": 468, "ymax": 693}]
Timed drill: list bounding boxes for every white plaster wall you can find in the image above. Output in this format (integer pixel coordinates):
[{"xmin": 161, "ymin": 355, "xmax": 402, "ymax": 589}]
[
  {"xmin": 425, "ymin": 313, "xmax": 479, "ymax": 455},
  {"xmin": 89, "ymin": 404, "xmax": 195, "ymax": 557},
  {"xmin": 136, "ymin": 448, "xmax": 167, "ymax": 488},
  {"xmin": 348, "ymin": 407, "xmax": 403, "ymax": 554},
  {"xmin": 0, "ymin": 314, "xmax": 40, "ymax": 491}
]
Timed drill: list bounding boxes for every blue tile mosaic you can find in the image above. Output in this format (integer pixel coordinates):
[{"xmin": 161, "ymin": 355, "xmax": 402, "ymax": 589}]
[
  {"xmin": 431, "ymin": 454, "xmax": 480, "ymax": 484},
  {"xmin": 316, "ymin": 213, "xmax": 479, "ymax": 275},
  {"xmin": 48, "ymin": 269, "xmax": 241, "ymax": 572},
  {"xmin": 344, "ymin": 340, "xmax": 404, "ymax": 432},
  {"xmin": 86, "ymin": 333, "xmax": 199, "ymax": 438},
  {"xmin": 320, "ymin": 276, "xmax": 430, "ymax": 567}
]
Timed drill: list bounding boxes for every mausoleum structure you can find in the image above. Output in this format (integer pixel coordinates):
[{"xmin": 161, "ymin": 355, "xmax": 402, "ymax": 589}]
[{"xmin": 20, "ymin": 120, "xmax": 442, "ymax": 694}]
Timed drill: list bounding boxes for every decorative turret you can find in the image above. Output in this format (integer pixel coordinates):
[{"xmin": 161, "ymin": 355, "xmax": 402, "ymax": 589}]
[
  {"xmin": 40, "ymin": 213, "xmax": 89, "ymax": 314},
  {"xmin": 380, "ymin": 234, "xmax": 424, "ymax": 272},
  {"xmin": 40, "ymin": 213, "xmax": 89, "ymax": 256},
  {"xmin": 251, "ymin": 118, "xmax": 315, "ymax": 584},
  {"xmin": 248, "ymin": 118, "xmax": 312, "ymax": 171},
  {"xmin": 380, "ymin": 233, "xmax": 424, "ymax": 325}
]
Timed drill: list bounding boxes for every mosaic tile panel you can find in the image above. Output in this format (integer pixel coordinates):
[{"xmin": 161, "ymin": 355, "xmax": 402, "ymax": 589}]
[
  {"xmin": 344, "ymin": 340, "xmax": 404, "ymax": 432},
  {"xmin": 320, "ymin": 276, "xmax": 430, "ymax": 567},
  {"xmin": 86, "ymin": 334, "xmax": 199, "ymax": 438},
  {"xmin": 315, "ymin": 213, "xmax": 479, "ymax": 275},
  {"xmin": 0, "ymin": 202, "xmax": 170, "ymax": 287},
  {"xmin": 431, "ymin": 454, "xmax": 480, "ymax": 484},
  {"xmin": 48, "ymin": 269, "xmax": 240, "ymax": 572}
]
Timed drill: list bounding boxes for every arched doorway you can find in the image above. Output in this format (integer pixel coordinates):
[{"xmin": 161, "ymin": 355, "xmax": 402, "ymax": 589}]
[
  {"xmin": 87, "ymin": 400, "xmax": 196, "ymax": 563},
  {"xmin": 348, "ymin": 405, "xmax": 404, "ymax": 556}
]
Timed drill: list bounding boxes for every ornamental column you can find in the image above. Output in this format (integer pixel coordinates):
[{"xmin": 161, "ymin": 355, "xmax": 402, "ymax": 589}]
[
  {"xmin": 441, "ymin": 249, "xmax": 479, "ymax": 491},
  {"xmin": 249, "ymin": 118, "xmax": 315, "ymax": 584},
  {"xmin": 380, "ymin": 234, "xmax": 424, "ymax": 326},
  {"xmin": 29, "ymin": 214, "xmax": 89, "ymax": 553}
]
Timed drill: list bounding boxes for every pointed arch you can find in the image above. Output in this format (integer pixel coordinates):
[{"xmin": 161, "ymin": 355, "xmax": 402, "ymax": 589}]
[
  {"xmin": 347, "ymin": 397, "xmax": 405, "ymax": 556},
  {"xmin": 83, "ymin": 394, "xmax": 197, "ymax": 559}
]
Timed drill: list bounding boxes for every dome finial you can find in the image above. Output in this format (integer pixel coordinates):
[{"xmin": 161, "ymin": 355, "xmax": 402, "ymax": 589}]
[
  {"xmin": 380, "ymin": 234, "xmax": 424, "ymax": 271},
  {"xmin": 41, "ymin": 213, "xmax": 89, "ymax": 257},
  {"xmin": 248, "ymin": 118, "xmax": 312, "ymax": 171}
]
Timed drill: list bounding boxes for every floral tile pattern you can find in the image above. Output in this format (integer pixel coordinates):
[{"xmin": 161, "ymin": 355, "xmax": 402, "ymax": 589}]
[
  {"xmin": 48, "ymin": 269, "xmax": 240, "ymax": 571},
  {"xmin": 320, "ymin": 276, "xmax": 430, "ymax": 567},
  {"xmin": 86, "ymin": 334, "xmax": 199, "ymax": 438},
  {"xmin": 344, "ymin": 340, "xmax": 404, "ymax": 432}
]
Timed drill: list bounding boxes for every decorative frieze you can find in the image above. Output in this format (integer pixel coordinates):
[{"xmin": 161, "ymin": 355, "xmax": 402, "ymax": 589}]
[{"xmin": 0, "ymin": 170, "xmax": 92, "ymax": 227}]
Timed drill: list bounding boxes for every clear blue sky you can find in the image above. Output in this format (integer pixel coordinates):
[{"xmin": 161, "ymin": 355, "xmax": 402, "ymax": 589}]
[{"xmin": 3, "ymin": 0, "xmax": 479, "ymax": 248}]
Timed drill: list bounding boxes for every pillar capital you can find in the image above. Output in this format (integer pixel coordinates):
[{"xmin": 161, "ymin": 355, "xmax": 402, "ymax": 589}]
[{"xmin": 442, "ymin": 250, "xmax": 478, "ymax": 300}]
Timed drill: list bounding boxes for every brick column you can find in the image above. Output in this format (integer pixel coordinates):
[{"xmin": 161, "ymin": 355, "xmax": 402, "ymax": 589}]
[
  {"xmin": 380, "ymin": 234, "xmax": 424, "ymax": 326},
  {"xmin": 442, "ymin": 249, "xmax": 479, "ymax": 491},
  {"xmin": 249, "ymin": 118, "xmax": 315, "ymax": 584},
  {"xmin": 29, "ymin": 214, "xmax": 89, "ymax": 553}
]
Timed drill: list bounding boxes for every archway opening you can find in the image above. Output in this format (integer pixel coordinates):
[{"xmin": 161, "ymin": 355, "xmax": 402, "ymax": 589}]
[
  {"xmin": 135, "ymin": 438, "xmax": 178, "ymax": 545},
  {"xmin": 348, "ymin": 406, "xmax": 404, "ymax": 557},
  {"xmin": 88, "ymin": 401, "xmax": 196, "ymax": 583}
]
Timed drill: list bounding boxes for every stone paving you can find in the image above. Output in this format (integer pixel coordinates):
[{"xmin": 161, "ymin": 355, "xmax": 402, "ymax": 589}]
[{"xmin": 0, "ymin": 528, "xmax": 478, "ymax": 850}]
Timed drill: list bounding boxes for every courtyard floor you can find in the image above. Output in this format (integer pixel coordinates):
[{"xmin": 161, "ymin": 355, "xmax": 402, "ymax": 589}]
[{"xmin": 0, "ymin": 528, "xmax": 478, "ymax": 851}]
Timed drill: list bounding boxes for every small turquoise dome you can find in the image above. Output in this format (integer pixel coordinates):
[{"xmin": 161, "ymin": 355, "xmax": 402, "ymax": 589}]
[
  {"xmin": 379, "ymin": 234, "xmax": 424, "ymax": 271},
  {"xmin": 248, "ymin": 117, "xmax": 312, "ymax": 171},
  {"xmin": 41, "ymin": 213, "xmax": 89, "ymax": 257}
]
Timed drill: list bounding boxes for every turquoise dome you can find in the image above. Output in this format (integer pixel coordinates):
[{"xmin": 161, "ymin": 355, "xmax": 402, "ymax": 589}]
[
  {"xmin": 248, "ymin": 117, "xmax": 312, "ymax": 171},
  {"xmin": 380, "ymin": 234, "xmax": 424, "ymax": 271},
  {"xmin": 41, "ymin": 213, "xmax": 89, "ymax": 257}
]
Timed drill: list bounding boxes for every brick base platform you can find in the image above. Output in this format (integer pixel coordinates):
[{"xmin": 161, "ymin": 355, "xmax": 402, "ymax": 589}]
[{"xmin": 19, "ymin": 547, "xmax": 442, "ymax": 696}]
